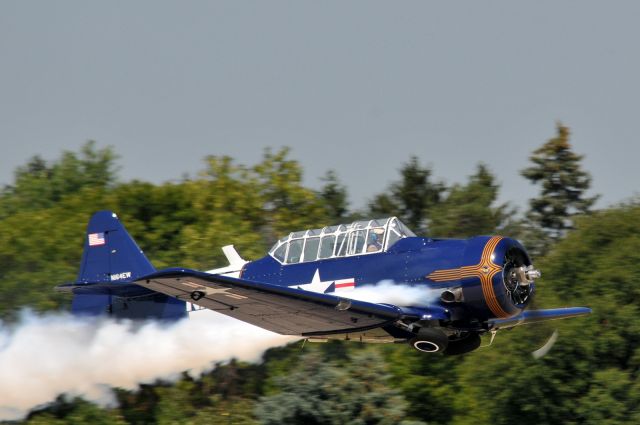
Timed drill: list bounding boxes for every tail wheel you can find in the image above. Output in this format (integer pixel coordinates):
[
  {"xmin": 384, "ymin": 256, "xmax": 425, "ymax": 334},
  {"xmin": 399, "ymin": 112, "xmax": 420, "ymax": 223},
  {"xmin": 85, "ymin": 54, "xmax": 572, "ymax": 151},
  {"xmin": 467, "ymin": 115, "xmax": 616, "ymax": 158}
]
[
  {"xmin": 409, "ymin": 328, "xmax": 449, "ymax": 353},
  {"xmin": 443, "ymin": 333, "xmax": 482, "ymax": 356}
]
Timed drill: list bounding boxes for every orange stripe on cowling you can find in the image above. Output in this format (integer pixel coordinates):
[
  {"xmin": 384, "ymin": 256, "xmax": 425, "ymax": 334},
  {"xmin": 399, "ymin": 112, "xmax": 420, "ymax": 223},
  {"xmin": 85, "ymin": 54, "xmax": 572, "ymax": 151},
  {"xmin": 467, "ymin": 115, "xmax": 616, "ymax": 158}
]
[
  {"xmin": 426, "ymin": 236, "xmax": 510, "ymax": 318},
  {"xmin": 479, "ymin": 237, "xmax": 508, "ymax": 318},
  {"xmin": 478, "ymin": 237, "xmax": 501, "ymax": 315}
]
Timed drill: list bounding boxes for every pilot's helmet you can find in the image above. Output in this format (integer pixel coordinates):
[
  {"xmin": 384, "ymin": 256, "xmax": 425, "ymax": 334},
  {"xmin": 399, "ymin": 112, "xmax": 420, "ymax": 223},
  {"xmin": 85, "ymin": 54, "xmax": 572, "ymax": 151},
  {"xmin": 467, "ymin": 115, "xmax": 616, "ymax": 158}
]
[{"xmin": 370, "ymin": 228, "xmax": 384, "ymax": 242}]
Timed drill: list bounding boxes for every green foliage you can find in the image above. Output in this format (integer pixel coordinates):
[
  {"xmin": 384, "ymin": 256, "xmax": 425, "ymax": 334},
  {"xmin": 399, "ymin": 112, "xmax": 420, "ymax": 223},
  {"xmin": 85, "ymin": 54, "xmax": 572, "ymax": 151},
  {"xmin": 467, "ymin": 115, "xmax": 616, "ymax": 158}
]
[
  {"xmin": 255, "ymin": 349, "xmax": 419, "ymax": 425},
  {"xmin": 429, "ymin": 164, "xmax": 513, "ymax": 237},
  {"xmin": 111, "ymin": 366, "xmax": 262, "ymax": 425},
  {"xmin": 25, "ymin": 398, "xmax": 127, "ymax": 425},
  {"xmin": 0, "ymin": 141, "xmax": 118, "ymax": 218},
  {"xmin": 521, "ymin": 123, "xmax": 598, "ymax": 251},
  {"xmin": 575, "ymin": 368, "xmax": 640, "ymax": 425},
  {"xmin": 452, "ymin": 203, "xmax": 640, "ymax": 424},
  {"xmin": 0, "ymin": 147, "xmax": 329, "ymax": 318},
  {"xmin": 177, "ymin": 155, "xmax": 267, "ymax": 269},
  {"xmin": 318, "ymin": 170, "xmax": 349, "ymax": 223},
  {"xmin": 253, "ymin": 147, "xmax": 328, "ymax": 238},
  {"xmin": 0, "ymin": 189, "xmax": 108, "ymax": 318},
  {"xmin": 368, "ymin": 159, "xmax": 514, "ymax": 238},
  {"xmin": 368, "ymin": 156, "xmax": 444, "ymax": 234},
  {"xmin": 380, "ymin": 344, "xmax": 459, "ymax": 425}
]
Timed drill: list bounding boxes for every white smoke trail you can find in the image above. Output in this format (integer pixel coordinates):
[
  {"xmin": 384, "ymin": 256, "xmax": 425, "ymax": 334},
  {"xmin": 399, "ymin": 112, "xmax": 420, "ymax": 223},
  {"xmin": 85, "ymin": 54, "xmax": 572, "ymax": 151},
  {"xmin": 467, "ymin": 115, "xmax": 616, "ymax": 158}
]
[
  {"xmin": 0, "ymin": 310, "xmax": 298, "ymax": 421},
  {"xmin": 0, "ymin": 282, "xmax": 438, "ymax": 420},
  {"xmin": 331, "ymin": 280, "xmax": 440, "ymax": 306}
]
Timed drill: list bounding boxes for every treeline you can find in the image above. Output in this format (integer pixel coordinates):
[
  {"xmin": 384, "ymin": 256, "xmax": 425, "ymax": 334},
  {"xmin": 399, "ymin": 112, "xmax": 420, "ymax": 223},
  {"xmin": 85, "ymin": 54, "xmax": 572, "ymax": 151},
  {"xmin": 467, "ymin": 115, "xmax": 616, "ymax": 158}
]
[{"xmin": 1, "ymin": 125, "xmax": 636, "ymax": 424}]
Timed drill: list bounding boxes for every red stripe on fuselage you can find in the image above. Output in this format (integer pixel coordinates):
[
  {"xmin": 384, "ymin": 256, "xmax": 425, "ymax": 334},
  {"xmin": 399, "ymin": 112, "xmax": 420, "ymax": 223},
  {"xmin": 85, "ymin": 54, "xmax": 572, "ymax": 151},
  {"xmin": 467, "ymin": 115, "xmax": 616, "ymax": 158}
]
[{"xmin": 334, "ymin": 280, "xmax": 355, "ymax": 289}]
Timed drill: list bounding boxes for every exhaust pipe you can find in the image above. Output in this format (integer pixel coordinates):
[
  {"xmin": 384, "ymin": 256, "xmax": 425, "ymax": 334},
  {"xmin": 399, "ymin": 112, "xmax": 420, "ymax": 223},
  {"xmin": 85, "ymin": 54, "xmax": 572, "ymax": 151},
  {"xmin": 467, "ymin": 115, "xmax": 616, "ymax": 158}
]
[{"xmin": 441, "ymin": 287, "xmax": 464, "ymax": 303}]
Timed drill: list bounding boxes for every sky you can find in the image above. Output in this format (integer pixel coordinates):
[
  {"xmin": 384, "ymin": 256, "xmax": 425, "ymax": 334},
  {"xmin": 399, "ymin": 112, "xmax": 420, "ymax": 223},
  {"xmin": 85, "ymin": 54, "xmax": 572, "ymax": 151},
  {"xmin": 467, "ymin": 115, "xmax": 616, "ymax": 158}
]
[{"xmin": 1, "ymin": 1, "xmax": 639, "ymax": 213}]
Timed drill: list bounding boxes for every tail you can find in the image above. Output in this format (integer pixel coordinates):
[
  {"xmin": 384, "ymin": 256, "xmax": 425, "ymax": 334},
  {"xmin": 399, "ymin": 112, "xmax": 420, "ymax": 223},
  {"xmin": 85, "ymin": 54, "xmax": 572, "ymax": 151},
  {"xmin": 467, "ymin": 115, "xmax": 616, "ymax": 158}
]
[
  {"xmin": 77, "ymin": 210, "xmax": 155, "ymax": 284},
  {"xmin": 67, "ymin": 211, "xmax": 186, "ymax": 320}
]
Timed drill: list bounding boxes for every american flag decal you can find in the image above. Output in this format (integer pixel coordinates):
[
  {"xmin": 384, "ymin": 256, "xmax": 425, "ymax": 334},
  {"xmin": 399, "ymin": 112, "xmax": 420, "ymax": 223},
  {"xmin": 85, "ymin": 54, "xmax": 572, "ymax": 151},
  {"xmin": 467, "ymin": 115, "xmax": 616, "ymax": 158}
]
[{"xmin": 88, "ymin": 232, "xmax": 106, "ymax": 247}]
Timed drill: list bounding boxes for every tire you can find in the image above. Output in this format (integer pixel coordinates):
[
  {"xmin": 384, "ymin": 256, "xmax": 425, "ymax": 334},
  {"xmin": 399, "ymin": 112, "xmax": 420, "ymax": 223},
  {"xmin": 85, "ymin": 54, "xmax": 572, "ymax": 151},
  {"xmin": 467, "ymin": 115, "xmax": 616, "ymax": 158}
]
[
  {"xmin": 408, "ymin": 328, "xmax": 449, "ymax": 353},
  {"xmin": 443, "ymin": 333, "xmax": 482, "ymax": 356}
]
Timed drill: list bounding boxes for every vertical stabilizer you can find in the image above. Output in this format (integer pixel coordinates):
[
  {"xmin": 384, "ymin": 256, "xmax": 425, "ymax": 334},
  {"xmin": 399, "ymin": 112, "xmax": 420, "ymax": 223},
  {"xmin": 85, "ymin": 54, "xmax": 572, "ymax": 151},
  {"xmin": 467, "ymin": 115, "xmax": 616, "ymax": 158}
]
[{"xmin": 77, "ymin": 210, "xmax": 155, "ymax": 284}]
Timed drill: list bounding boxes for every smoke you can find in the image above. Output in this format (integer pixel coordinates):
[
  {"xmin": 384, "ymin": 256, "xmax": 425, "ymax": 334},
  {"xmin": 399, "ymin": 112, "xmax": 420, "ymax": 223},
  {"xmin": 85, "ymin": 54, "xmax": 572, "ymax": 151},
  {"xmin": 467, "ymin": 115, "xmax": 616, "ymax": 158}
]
[
  {"xmin": 332, "ymin": 280, "xmax": 440, "ymax": 306},
  {"xmin": 0, "ymin": 310, "xmax": 298, "ymax": 421},
  {"xmin": 0, "ymin": 282, "xmax": 438, "ymax": 420}
]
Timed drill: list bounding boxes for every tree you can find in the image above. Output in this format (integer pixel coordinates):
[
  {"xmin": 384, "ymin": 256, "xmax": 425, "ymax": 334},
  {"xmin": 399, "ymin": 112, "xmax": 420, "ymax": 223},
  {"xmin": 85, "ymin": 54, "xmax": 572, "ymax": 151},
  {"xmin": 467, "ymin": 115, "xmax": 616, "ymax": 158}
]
[
  {"xmin": 253, "ymin": 147, "xmax": 328, "ymax": 239},
  {"xmin": 380, "ymin": 344, "xmax": 460, "ymax": 425},
  {"xmin": 318, "ymin": 170, "xmax": 349, "ymax": 223},
  {"xmin": 368, "ymin": 156, "xmax": 444, "ymax": 234},
  {"xmin": 0, "ymin": 141, "xmax": 118, "ymax": 218},
  {"xmin": 521, "ymin": 124, "xmax": 598, "ymax": 250},
  {"xmin": 25, "ymin": 398, "xmax": 127, "ymax": 425},
  {"xmin": 429, "ymin": 164, "xmax": 513, "ymax": 237},
  {"xmin": 179, "ymin": 148, "xmax": 329, "ymax": 270},
  {"xmin": 255, "ymin": 349, "xmax": 420, "ymax": 425},
  {"xmin": 453, "ymin": 202, "xmax": 640, "ymax": 425}
]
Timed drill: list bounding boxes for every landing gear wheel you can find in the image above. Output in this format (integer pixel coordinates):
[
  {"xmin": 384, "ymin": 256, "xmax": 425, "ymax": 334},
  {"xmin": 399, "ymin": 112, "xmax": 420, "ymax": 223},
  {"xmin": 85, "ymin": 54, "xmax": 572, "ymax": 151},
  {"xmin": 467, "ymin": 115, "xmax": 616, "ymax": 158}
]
[
  {"xmin": 408, "ymin": 328, "xmax": 449, "ymax": 353},
  {"xmin": 190, "ymin": 291, "xmax": 205, "ymax": 301},
  {"xmin": 443, "ymin": 333, "xmax": 481, "ymax": 356}
]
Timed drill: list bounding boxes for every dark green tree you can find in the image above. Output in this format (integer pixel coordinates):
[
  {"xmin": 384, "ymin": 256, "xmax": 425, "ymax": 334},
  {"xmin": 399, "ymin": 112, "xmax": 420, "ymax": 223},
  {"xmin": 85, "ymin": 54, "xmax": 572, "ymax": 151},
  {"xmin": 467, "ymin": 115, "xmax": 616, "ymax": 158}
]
[
  {"xmin": 368, "ymin": 156, "xmax": 444, "ymax": 234},
  {"xmin": 429, "ymin": 163, "xmax": 513, "ymax": 237},
  {"xmin": 253, "ymin": 147, "xmax": 329, "ymax": 240},
  {"xmin": 0, "ymin": 141, "xmax": 118, "ymax": 218},
  {"xmin": 521, "ymin": 124, "xmax": 598, "ymax": 250},
  {"xmin": 255, "ymin": 350, "xmax": 420, "ymax": 425},
  {"xmin": 24, "ymin": 398, "xmax": 126, "ymax": 425},
  {"xmin": 318, "ymin": 170, "xmax": 349, "ymax": 223},
  {"xmin": 380, "ymin": 344, "xmax": 460, "ymax": 425}
]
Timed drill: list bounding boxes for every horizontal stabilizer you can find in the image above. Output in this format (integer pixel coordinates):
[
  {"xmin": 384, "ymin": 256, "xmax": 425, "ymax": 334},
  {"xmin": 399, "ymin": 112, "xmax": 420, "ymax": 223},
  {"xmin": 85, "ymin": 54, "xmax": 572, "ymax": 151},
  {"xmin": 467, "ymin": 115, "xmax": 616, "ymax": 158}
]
[{"xmin": 222, "ymin": 245, "xmax": 246, "ymax": 268}]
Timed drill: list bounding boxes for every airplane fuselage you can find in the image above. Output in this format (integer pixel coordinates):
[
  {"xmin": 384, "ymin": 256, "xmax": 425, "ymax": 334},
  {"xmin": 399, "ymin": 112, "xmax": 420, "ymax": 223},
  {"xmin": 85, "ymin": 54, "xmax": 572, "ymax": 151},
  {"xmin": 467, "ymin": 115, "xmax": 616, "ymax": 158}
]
[{"xmin": 239, "ymin": 235, "xmax": 533, "ymax": 324}]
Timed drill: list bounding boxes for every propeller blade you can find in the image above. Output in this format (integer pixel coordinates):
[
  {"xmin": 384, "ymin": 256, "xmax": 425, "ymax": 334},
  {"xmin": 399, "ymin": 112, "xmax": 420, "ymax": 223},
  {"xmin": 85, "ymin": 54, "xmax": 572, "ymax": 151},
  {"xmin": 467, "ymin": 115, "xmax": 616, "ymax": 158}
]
[{"xmin": 532, "ymin": 329, "xmax": 558, "ymax": 359}]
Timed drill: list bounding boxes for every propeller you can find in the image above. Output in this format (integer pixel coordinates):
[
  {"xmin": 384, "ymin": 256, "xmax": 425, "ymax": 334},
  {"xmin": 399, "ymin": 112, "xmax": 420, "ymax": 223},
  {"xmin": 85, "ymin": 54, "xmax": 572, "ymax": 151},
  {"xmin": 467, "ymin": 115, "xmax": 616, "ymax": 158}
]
[
  {"xmin": 502, "ymin": 248, "xmax": 559, "ymax": 359},
  {"xmin": 512, "ymin": 279, "xmax": 563, "ymax": 359},
  {"xmin": 525, "ymin": 292, "xmax": 561, "ymax": 359},
  {"xmin": 532, "ymin": 329, "xmax": 559, "ymax": 359}
]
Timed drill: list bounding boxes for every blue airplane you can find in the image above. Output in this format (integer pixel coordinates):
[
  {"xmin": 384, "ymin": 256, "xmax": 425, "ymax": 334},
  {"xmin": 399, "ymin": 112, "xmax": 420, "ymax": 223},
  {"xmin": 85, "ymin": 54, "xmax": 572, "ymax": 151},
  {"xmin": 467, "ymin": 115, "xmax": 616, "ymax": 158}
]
[{"xmin": 58, "ymin": 211, "xmax": 590, "ymax": 355}]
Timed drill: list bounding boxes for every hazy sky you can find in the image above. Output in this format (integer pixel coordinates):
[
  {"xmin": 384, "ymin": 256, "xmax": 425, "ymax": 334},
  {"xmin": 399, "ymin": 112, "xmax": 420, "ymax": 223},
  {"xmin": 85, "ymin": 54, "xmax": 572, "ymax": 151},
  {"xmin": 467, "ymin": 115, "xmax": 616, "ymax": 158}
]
[{"xmin": 1, "ymin": 1, "xmax": 638, "ymax": 212}]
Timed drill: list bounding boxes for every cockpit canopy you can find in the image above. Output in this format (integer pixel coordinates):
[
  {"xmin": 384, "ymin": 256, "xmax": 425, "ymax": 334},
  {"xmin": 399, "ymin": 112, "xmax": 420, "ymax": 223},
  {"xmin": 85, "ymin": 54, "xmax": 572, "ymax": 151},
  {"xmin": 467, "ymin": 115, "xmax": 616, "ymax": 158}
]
[{"xmin": 269, "ymin": 217, "xmax": 416, "ymax": 264}]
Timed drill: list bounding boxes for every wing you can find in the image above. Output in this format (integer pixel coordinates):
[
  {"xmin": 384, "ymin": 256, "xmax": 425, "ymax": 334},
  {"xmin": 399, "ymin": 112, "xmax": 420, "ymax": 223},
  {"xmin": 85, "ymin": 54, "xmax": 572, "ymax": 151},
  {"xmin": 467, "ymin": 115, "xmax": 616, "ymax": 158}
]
[
  {"xmin": 135, "ymin": 268, "xmax": 404, "ymax": 336},
  {"xmin": 489, "ymin": 307, "xmax": 592, "ymax": 329}
]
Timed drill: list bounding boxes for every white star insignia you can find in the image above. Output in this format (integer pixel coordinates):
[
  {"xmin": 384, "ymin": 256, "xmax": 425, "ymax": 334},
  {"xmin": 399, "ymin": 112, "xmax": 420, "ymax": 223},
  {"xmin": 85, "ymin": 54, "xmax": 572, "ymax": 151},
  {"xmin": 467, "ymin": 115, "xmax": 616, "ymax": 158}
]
[{"xmin": 296, "ymin": 269, "xmax": 335, "ymax": 293}]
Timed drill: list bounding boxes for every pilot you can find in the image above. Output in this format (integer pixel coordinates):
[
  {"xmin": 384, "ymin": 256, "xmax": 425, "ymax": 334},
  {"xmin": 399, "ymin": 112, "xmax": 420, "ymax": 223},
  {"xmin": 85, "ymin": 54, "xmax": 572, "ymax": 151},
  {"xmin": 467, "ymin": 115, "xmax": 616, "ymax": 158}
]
[{"xmin": 367, "ymin": 229, "xmax": 383, "ymax": 252}]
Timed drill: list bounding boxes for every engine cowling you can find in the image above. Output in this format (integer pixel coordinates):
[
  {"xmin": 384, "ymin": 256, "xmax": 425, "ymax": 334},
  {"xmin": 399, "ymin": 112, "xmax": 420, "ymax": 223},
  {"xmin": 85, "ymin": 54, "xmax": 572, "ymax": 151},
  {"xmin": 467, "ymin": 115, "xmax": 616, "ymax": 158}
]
[
  {"xmin": 464, "ymin": 236, "xmax": 538, "ymax": 319},
  {"xmin": 433, "ymin": 236, "xmax": 538, "ymax": 320}
]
